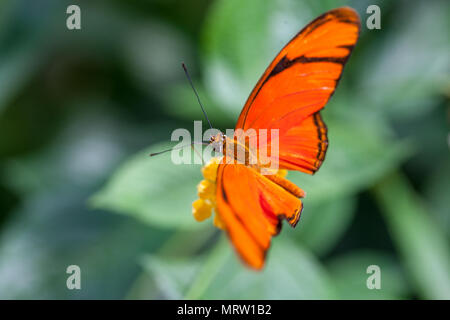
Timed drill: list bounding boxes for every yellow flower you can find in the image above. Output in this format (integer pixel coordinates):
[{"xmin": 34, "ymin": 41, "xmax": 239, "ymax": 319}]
[
  {"xmin": 192, "ymin": 157, "xmax": 222, "ymax": 227},
  {"xmin": 197, "ymin": 179, "xmax": 215, "ymax": 201},
  {"xmin": 192, "ymin": 157, "xmax": 288, "ymax": 229},
  {"xmin": 277, "ymin": 169, "xmax": 288, "ymax": 178},
  {"xmin": 213, "ymin": 212, "xmax": 225, "ymax": 230},
  {"xmin": 192, "ymin": 198, "xmax": 213, "ymax": 221},
  {"xmin": 201, "ymin": 157, "xmax": 220, "ymax": 181}
]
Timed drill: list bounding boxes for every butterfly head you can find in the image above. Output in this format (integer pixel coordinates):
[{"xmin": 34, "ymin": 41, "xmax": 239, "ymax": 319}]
[{"xmin": 209, "ymin": 132, "xmax": 226, "ymax": 154}]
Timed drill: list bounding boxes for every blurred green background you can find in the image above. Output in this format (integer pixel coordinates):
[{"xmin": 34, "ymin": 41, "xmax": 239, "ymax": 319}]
[{"xmin": 0, "ymin": 0, "xmax": 449, "ymax": 299}]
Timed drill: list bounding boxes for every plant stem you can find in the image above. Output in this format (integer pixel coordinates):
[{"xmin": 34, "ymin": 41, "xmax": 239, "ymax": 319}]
[{"xmin": 184, "ymin": 235, "xmax": 230, "ymax": 299}]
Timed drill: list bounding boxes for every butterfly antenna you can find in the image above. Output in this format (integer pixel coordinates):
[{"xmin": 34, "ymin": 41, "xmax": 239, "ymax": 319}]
[
  {"xmin": 182, "ymin": 62, "xmax": 213, "ymax": 130},
  {"xmin": 191, "ymin": 144, "xmax": 204, "ymax": 165},
  {"xmin": 149, "ymin": 141, "xmax": 208, "ymax": 157}
]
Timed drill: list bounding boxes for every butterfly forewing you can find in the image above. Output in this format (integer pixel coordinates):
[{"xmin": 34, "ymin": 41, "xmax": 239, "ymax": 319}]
[{"xmin": 235, "ymin": 7, "xmax": 360, "ymax": 174}]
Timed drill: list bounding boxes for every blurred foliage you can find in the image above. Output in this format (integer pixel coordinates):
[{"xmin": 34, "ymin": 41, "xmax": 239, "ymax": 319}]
[{"xmin": 0, "ymin": 0, "xmax": 448, "ymax": 299}]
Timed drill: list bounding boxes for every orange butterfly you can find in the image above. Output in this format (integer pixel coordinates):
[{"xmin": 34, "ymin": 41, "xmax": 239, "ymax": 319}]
[{"xmin": 193, "ymin": 7, "xmax": 360, "ymax": 269}]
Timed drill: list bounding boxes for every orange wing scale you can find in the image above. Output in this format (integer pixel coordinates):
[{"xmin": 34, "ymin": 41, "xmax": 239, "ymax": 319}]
[
  {"xmin": 215, "ymin": 7, "xmax": 361, "ymax": 269},
  {"xmin": 277, "ymin": 112, "xmax": 328, "ymax": 173}
]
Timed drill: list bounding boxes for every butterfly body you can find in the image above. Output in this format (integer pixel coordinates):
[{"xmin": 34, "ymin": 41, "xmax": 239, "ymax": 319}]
[{"xmin": 210, "ymin": 132, "xmax": 274, "ymax": 172}]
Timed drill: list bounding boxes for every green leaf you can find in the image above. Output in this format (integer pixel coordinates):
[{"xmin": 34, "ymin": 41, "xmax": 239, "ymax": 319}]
[
  {"xmin": 122, "ymin": 20, "xmax": 193, "ymax": 92},
  {"xmin": 202, "ymin": 0, "xmax": 271, "ymax": 114},
  {"xmin": 291, "ymin": 196, "xmax": 356, "ymax": 256},
  {"xmin": 0, "ymin": 188, "xmax": 167, "ymax": 299},
  {"xmin": 373, "ymin": 172, "xmax": 450, "ymax": 299},
  {"xmin": 141, "ymin": 254, "xmax": 203, "ymax": 299},
  {"xmin": 0, "ymin": 45, "xmax": 40, "ymax": 114},
  {"xmin": 424, "ymin": 158, "xmax": 450, "ymax": 238},
  {"xmin": 90, "ymin": 143, "xmax": 207, "ymax": 230},
  {"xmin": 163, "ymin": 83, "xmax": 235, "ymax": 128},
  {"xmin": 327, "ymin": 250, "xmax": 409, "ymax": 299},
  {"xmin": 357, "ymin": 1, "xmax": 450, "ymax": 118}
]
